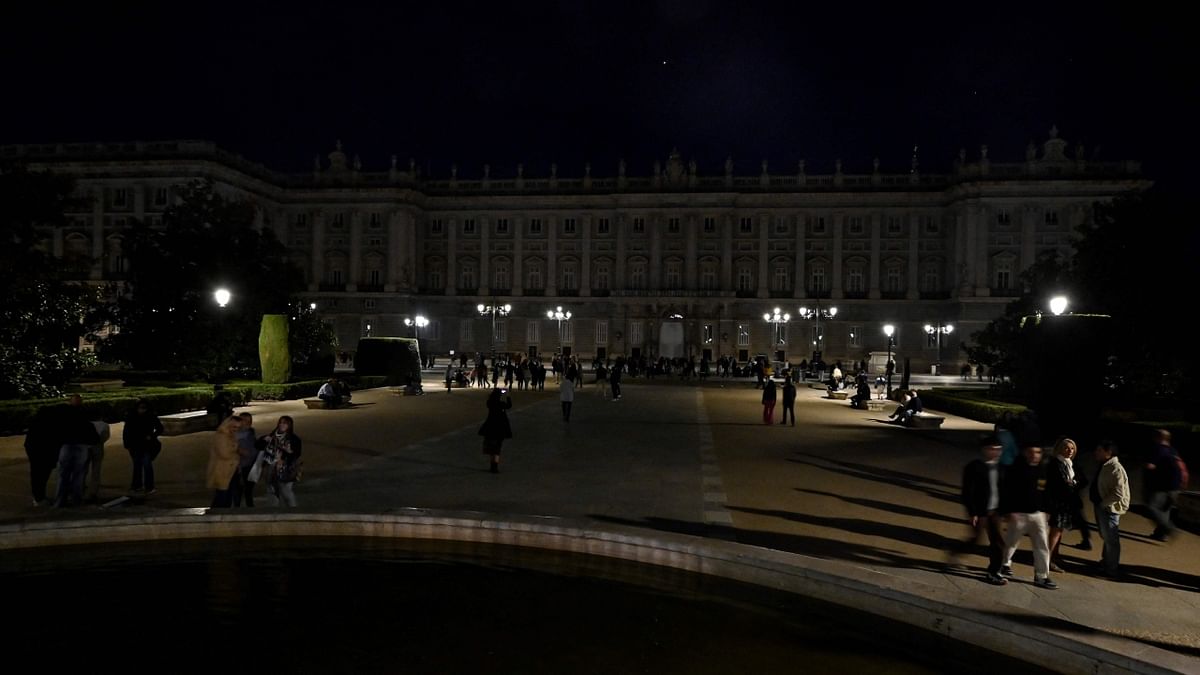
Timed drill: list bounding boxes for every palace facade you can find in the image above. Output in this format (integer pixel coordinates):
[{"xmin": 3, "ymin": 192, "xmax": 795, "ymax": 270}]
[{"xmin": 3, "ymin": 128, "xmax": 1149, "ymax": 372}]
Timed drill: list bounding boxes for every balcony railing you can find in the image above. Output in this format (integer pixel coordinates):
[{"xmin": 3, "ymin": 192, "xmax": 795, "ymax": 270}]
[
  {"xmin": 522, "ymin": 288, "xmax": 545, "ymax": 296},
  {"xmin": 769, "ymin": 289, "xmax": 794, "ymax": 298},
  {"xmin": 318, "ymin": 283, "xmax": 344, "ymax": 292},
  {"xmin": 357, "ymin": 284, "xmax": 384, "ymax": 293},
  {"xmin": 590, "ymin": 288, "xmax": 611, "ymax": 297},
  {"xmin": 735, "ymin": 289, "xmax": 757, "ymax": 298}
]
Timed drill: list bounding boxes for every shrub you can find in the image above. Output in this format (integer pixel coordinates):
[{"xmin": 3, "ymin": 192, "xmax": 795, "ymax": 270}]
[{"xmin": 919, "ymin": 388, "xmax": 1027, "ymax": 424}]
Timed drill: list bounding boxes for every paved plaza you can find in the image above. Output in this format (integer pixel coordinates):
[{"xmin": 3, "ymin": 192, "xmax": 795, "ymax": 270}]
[{"xmin": 0, "ymin": 376, "xmax": 1197, "ymax": 665}]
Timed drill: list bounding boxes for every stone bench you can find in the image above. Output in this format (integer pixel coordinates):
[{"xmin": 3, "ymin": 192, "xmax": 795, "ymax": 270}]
[
  {"xmin": 303, "ymin": 397, "xmax": 351, "ymax": 409},
  {"xmin": 865, "ymin": 399, "xmax": 889, "ymax": 412},
  {"xmin": 906, "ymin": 412, "xmax": 946, "ymax": 429},
  {"xmin": 826, "ymin": 391, "xmax": 849, "ymax": 400},
  {"xmin": 160, "ymin": 410, "xmax": 216, "ymax": 436}
]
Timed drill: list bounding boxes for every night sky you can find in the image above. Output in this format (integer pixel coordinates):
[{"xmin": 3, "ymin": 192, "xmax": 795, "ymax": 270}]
[{"xmin": 3, "ymin": 2, "xmax": 1193, "ymax": 189}]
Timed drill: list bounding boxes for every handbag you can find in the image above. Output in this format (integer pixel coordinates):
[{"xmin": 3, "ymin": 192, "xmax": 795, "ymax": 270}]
[{"xmin": 246, "ymin": 451, "xmax": 264, "ymax": 483}]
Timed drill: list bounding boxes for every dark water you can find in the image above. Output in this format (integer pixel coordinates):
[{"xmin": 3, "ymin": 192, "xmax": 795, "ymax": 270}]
[{"xmin": 2, "ymin": 537, "xmax": 1042, "ymax": 674}]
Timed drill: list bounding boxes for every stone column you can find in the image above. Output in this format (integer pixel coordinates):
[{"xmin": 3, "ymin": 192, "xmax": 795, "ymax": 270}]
[
  {"xmin": 831, "ymin": 212, "xmax": 843, "ymax": 299},
  {"xmin": 615, "ymin": 214, "xmax": 626, "ymax": 289},
  {"xmin": 513, "ymin": 216, "xmax": 524, "ymax": 294},
  {"xmin": 971, "ymin": 206, "xmax": 990, "ymax": 296},
  {"xmin": 348, "ymin": 211, "xmax": 362, "ymax": 291},
  {"xmin": 310, "ymin": 211, "xmax": 325, "ymax": 291},
  {"xmin": 721, "ymin": 214, "xmax": 733, "ymax": 289},
  {"xmin": 405, "ymin": 211, "xmax": 418, "ymax": 291},
  {"xmin": 581, "ymin": 215, "xmax": 591, "ymax": 296},
  {"xmin": 1020, "ymin": 206, "xmax": 1036, "ymax": 272},
  {"xmin": 90, "ymin": 187, "xmax": 104, "ymax": 280},
  {"xmin": 907, "ymin": 215, "xmax": 920, "ymax": 300},
  {"xmin": 794, "ymin": 213, "xmax": 806, "ymax": 299},
  {"xmin": 480, "ymin": 217, "xmax": 490, "ymax": 292},
  {"xmin": 548, "ymin": 217, "xmax": 558, "ymax": 295},
  {"xmin": 869, "ymin": 213, "xmax": 881, "ymax": 299},
  {"xmin": 685, "ymin": 214, "xmax": 697, "ymax": 290},
  {"xmin": 954, "ymin": 208, "xmax": 971, "ymax": 299},
  {"xmin": 649, "ymin": 215, "xmax": 662, "ymax": 289},
  {"xmin": 446, "ymin": 219, "xmax": 457, "ymax": 296},
  {"xmin": 757, "ymin": 214, "xmax": 769, "ymax": 298},
  {"xmin": 386, "ymin": 211, "xmax": 403, "ymax": 291}
]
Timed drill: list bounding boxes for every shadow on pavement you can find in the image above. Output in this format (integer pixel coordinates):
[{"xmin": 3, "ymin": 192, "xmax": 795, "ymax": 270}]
[
  {"xmin": 787, "ymin": 453, "xmax": 961, "ymax": 503},
  {"xmin": 726, "ymin": 504, "xmax": 965, "ymax": 554},
  {"xmin": 792, "ymin": 488, "xmax": 963, "ymax": 525}
]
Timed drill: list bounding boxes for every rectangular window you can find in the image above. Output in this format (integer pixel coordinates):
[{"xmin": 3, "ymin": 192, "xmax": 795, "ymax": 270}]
[
  {"xmin": 561, "ymin": 321, "xmax": 574, "ymax": 344},
  {"xmin": 496, "ymin": 218, "xmax": 509, "ymax": 234},
  {"xmin": 563, "ymin": 218, "xmax": 577, "ymax": 234},
  {"xmin": 737, "ymin": 324, "xmax": 750, "ymax": 347},
  {"xmin": 997, "ymin": 269, "xmax": 1012, "ymax": 290},
  {"xmin": 595, "ymin": 265, "xmax": 610, "ymax": 290},
  {"xmin": 495, "ymin": 318, "xmax": 507, "ymax": 344},
  {"xmin": 369, "ymin": 269, "xmax": 382, "ymax": 285},
  {"xmin": 703, "ymin": 216, "xmax": 715, "ymax": 233},
  {"xmin": 997, "ymin": 210, "xmax": 1012, "ymax": 225},
  {"xmin": 848, "ymin": 268, "xmax": 864, "ymax": 293},
  {"xmin": 562, "ymin": 266, "xmax": 577, "ymax": 290},
  {"xmin": 529, "ymin": 217, "xmax": 543, "ymax": 234},
  {"xmin": 633, "ymin": 217, "xmax": 645, "ymax": 234},
  {"xmin": 296, "ymin": 213, "xmax": 308, "ymax": 227},
  {"xmin": 463, "ymin": 218, "xmax": 476, "ymax": 235},
  {"xmin": 923, "ymin": 215, "xmax": 939, "ymax": 233},
  {"xmin": 848, "ymin": 325, "xmax": 861, "ymax": 348},
  {"xmin": 887, "ymin": 216, "xmax": 902, "ymax": 234},
  {"xmin": 737, "ymin": 267, "xmax": 753, "ymax": 291},
  {"xmin": 665, "ymin": 263, "xmax": 681, "ymax": 289},
  {"xmin": 811, "ymin": 216, "xmax": 826, "ymax": 234},
  {"xmin": 595, "ymin": 320, "xmax": 608, "ymax": 345},
  {"xmin": 428, "ymin": 320, "xmax": 441, "ymax": 341},
  {"xmin": 630, "ymin": 321, "xmax": 643, "ymax": 345},
  {"xmin": 887, "ymin": 267, "xmax": 902, "ymax": 292},
  {"xmin": 369, "ymin": 213, "xmax": 382, "ymax": 228},
  {"xmin": 364, "ymin": 299, "xmax": 377, "ymax": 310},
  {"xmin": 332, "ymin": 213, "xmax": 344, "ymax": 227},
  {"xmin": 668, "ymin": 217, "xmax": 680, "ymax": 233},
  {"xmin": 1044, "ymin": 210, "xmax": 1059, "ymax": 225},
  {"xmin": 154, "ymin": 188, "xmax": 168, "ymax": 206},
  {"xmin": 848, "ymin": 216, "xmax": 864, "ymax": 235},
  {"xmin": 430, "ymin": 218, "xmax": 443, "ymax": 234},
  {"xmin": 113, "ymin": 189, "xmax": 127, "ymax": 207},
  {"xmin": 526, "ymin": 320, "xmax": 540, "ymax": 345},
  {"xmin": 597, "ymin": 217, "xmax": 610, "ymax": 234},
  {"xmin": 330, "ymin": 269, "xmax": 343, "ymax": 284},
  {"xmin": 774, "ymin": 217, "xmax": 788, "ymax": 235},
  {"xmin": 739, "ymin": 217, "xmax": 753, "ymax": 233},
  {"xmin": 368, "ymin": 237, "xmax": 383, "ymax": 246},
  {"xmin": 461, "ymin": 321, "xmax": 473, "ymax": 345}
]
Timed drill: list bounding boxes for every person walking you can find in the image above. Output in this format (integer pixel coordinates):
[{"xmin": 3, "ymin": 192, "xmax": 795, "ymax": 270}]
[
  {"xmin": 560, "ymin": 369, "xmax": 576, "ymax": 422},
  {"xmin": 780, "ymin": 379, "xmax": 796, "ymax": 426},
  {"xmin": 23, "ymin": 405, "xmax": 62, "ymax": 506},
  {"xmin": 231, "ymin": 413, "xmax": 258, "ymax": 507},
  {"xmin": 1144, "ymin": 429, "xmax": 1183, "ymax": 541},
  {"xmin": 596, "ymin": 362, "xmax": 610, "ymax": 399},
  {"xmin": 761, "ymin": 379, "xmax": 777, "ymax": 425},
  {"xmin": 54, "ymin": 395, "xmax": 100, "ymax": 508},
  {"xmin": 1091, "ymin": 440, "xmax": 1129, "ymax": 578},
  {"xmin": 82, "ymin": 413, "xmax": 110, "ymax": 504},
  {"xmin": 123, "ymin": 399, "xmax": 163, "ymax": 496},
  {"xmin": 609, "ymin": 359, "xmax": 623, "ymax": 401},
  {"xmin": 207, "ymin": 415, "xmax": 242, "ymax": 508},
  {"xmin": 479, "ymin": 388, "xmax": 513, "ymax": 473},
  {"xmin": 1044, "ymin": 438, "xmax": 1081, "ymax": 572},
  {"xmin": 260, "ymin": 416, "xmax": 303, "ymax": 507},
  {"xmin": 953, "ymin": 434, "xmax": 1007, "ymax": 585},
  {"xmin": 999, "ymin": 445, "xmax": 1057, "ymax": 589}
]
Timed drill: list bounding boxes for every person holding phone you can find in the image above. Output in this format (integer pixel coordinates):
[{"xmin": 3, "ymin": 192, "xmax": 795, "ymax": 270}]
[{"xmin": 479, "ymin": 388, "xmax": 513, "ymax": 473}]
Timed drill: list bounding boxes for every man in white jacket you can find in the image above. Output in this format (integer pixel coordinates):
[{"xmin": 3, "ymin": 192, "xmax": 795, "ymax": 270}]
[{"xmin": 1090, "ymin": 440, "xmax": 1130, "ymax": 579}]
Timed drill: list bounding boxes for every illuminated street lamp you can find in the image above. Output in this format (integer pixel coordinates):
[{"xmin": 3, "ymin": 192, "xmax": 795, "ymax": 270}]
[
  {"xmin": 923, "ymin": 322, "xmax": 954, "ymax": 375},
  {"xmin": 1049, "ymin": 295, "xmax": 1069, "ymax": 316},
  {"xmin": 478, "ymin": 301, "xmax": 512, "ymax": 356},
  {"xmin": 214, "ymin": 288, "xmax": 231, "ymax": 308},
  {"xmin": 763, "ymin": 307, "xmax": 790, "ymax": 350},
  {"xmin": 404, "ymin": 314, "xmax": 429, "ymax": 340},
  {"xmin": 883, "ymin": 324, "xmax": 896, "ymax": 399},
  {"xmin": 797, "ymin": 301, "xmax": 837, "ymax": 362},
  {"xmin": 546, "ymin": 305, "xmax": 573, "ymax": 353}
]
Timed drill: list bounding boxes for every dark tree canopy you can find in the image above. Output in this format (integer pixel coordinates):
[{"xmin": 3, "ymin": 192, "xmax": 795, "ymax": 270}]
[
  {"xmin": 0, "ymin": 165, "xmax": 101, "ymax": 398},
  {"xmin": 100, "ymin": 180, "xmax": 303, "ymax": 380}
]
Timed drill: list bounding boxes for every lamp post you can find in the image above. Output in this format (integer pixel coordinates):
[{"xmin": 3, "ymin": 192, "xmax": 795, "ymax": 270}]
[
  {"xmin": 404, "ymin": 314, "xmax": 429, "ymax": 341},
  {"xmin": 797, "ymin": 301, "xmax": 837, "ymax": 363},
  {"xmin": 546, "ymin": 305, "xmax": 573, "ymax": 355},
  {"xmin": 477, "ymin": 301, "xmax": 512, "ymax": 357},
  {"xmin": 923, "ymin": 322, "xmax": 954, "ymax": 375},
  {"xmin": 762, "ymin": 307, "xmax": 790, "ymax": 360},
  {"xmin": 883, "ymin": 324, "xmax": 895, "ymax": 399}
]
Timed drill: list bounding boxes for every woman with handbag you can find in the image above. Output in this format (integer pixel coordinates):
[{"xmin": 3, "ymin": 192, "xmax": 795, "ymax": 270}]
[
  {"xmin": 1045, "ymin": 437, "xmax": 1081, "ymax": 571},
  {"xmin": 259, "ymin": 416, "xmax": 303, "ymax": 507},
  {"xmin": 122, "ymin": 398, "xmax": 163, "ymax": 496}
]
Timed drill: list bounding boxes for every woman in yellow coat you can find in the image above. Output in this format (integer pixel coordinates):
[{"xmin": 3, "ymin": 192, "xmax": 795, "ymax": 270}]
[{"xmin": 207, "ymin": 416, "xmax": 242, "ymax": 507}]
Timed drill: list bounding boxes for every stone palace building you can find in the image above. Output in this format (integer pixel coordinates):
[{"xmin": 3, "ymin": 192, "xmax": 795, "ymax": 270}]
[{"xmin": 3, "ymin": 128, "xmax": 1149, "ymax": 372}]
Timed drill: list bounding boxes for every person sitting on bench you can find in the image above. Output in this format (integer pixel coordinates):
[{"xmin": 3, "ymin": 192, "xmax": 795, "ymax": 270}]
[
  {"xmin": 850, "ymin": 374, "xmax": 872, "ymax": 408},
  {"xmin": 317, "ymin": 379, "xmax": 343, "ymax": 408},
  {"xmin": 890, "ymin": 389, "xmax": 924, "ymax": 424}
]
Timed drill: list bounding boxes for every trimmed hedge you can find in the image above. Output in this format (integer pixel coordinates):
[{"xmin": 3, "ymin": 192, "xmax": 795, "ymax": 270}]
[
  {"xmin": 918, "ymin": 388, "xmax": 1027, "ymax": 424},
  {"xmin": 0, "ymin": 376, "xmax": 389, "ymax": 434}
]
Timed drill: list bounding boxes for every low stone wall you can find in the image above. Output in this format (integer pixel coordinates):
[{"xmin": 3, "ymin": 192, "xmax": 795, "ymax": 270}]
[{"xmin": 0, "ymin": 512, "xmax": 1190, "ymax": 675}]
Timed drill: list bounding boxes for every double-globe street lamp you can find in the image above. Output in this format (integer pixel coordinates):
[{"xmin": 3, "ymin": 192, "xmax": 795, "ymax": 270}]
[
  {"xmin": 763, "ymin": 307, "xmax": 790, "ymax": 361},
  {"xmin": 883, "ymin": 324, "xmax": 896, "ymax": 399},
  {"xmin": 546, "ymin": 305, "xmax": 573, "ymax": 355},
  {"xmin": 797, "ymin": 301, "xmax": 837, "ymax": 363},
  {"xmin": 404, "ymin": 315, "xmax": 429, "ymax": 341},
  {"xmin": 923, "ymin": 322, "xmax": 954, "ymax": 375},
  {"xmin": 477, "ymin": 301, "xmax": 512, "ymax": 357}
]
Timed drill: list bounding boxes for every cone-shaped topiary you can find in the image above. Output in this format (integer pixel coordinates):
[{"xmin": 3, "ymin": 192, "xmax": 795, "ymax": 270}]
[{"xmin": 259, "ymin": 314, "xmax": 291, "ymax": 384}]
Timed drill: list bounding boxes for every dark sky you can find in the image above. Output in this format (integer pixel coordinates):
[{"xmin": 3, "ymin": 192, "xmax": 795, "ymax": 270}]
[{"xmin": 3, "ymin": 1, "xmax": 1193, "ymax": 188}]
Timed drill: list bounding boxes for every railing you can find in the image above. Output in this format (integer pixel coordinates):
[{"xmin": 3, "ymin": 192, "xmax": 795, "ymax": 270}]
[
  {"xmin": 880, "ymin": 290, "xmax": 908, "ymax": 300},
  {"xmin": 556, "ymin": 288, "xmax": 580, "ymax": 297},
  {"xmin": 735, "ymin": 289, "xmax": 757, "ymax": 298},
  {"xmin": 769, "ymin": 289, "xmax": 794, "ymax": 298},
  {"xmin": 590, "ymin": 288, "xmax": 611, "ymax": 297},
  {"xmin": 357, "ymin": 284, "xmax": 385, "ymax": 293},
  {"xmin": 522, "ymin": 288, "xmax": 544, "ymax": 296},
  {"xmin": 318, "ymin": 283, "xmax": 344, "ymax": 292}
]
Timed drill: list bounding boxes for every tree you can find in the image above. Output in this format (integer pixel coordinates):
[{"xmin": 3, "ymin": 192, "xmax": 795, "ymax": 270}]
[
  {"xmin": 0, "ymin": 165, "xmax": 101, "ymax": 398},
  {"xmin": 100, "ymin": 180, "xmax": 303, "ymax": 380}
]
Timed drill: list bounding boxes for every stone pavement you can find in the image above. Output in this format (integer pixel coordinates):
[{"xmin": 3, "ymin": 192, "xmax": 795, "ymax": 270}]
[{"xmin": 0, "ymin": 377, "xmax": 1196, "ymax": 666}]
